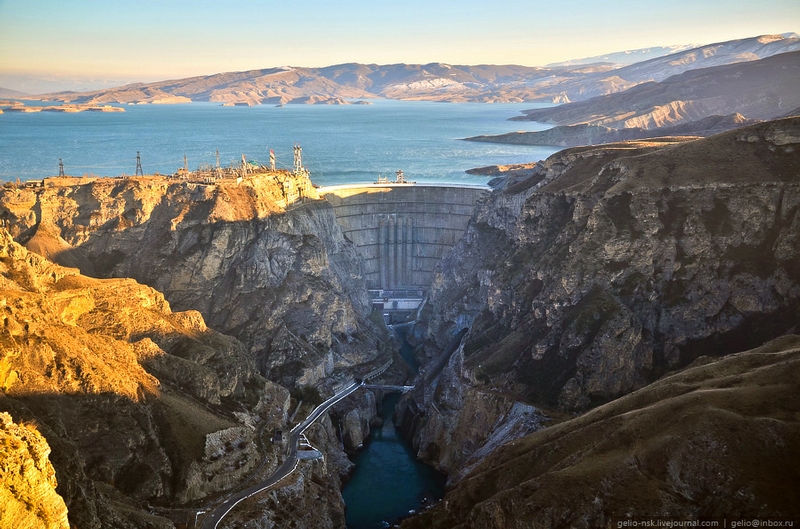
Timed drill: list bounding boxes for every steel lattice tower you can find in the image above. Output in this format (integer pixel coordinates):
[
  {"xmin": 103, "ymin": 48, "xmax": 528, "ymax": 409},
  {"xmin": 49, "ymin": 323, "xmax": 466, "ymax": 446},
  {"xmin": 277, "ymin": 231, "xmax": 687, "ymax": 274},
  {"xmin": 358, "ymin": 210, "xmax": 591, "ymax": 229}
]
[{"xmin": 135, "ymin": 152, "xmax": 144, "ymax": 176}]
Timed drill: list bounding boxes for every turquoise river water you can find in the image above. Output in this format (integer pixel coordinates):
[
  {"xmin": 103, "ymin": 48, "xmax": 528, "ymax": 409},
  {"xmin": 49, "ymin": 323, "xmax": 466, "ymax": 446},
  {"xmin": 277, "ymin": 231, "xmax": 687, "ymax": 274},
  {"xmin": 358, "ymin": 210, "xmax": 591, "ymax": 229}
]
[
  {"xmin": 343, "ymin": 392, "xmax": 445, "ymax": 529},
  {"xmin": 343, "ymin": 328, "xmax": 442, "ymax": 528}
]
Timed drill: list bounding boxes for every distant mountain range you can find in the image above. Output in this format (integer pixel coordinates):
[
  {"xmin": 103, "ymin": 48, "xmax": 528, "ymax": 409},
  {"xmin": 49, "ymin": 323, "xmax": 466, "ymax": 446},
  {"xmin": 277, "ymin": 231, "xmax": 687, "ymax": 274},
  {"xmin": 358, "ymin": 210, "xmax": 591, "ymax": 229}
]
[
  {"xmin": 514, "ymin": 50, "xmax": 800, "ymax": 128},
  {"xmin": 9, "ymin": 33, "xmax": 798, "ymax": 107},
  {"xmin": 0, "ymin": 87, "xmax": 29, "ymax": 99},
  {"xmin": 465, "ymin": 49, "xmax": 800, "ymax": 148},
  {"xmin": 545, "ymin": 44, "xmax": 701, "ymax": 67}
]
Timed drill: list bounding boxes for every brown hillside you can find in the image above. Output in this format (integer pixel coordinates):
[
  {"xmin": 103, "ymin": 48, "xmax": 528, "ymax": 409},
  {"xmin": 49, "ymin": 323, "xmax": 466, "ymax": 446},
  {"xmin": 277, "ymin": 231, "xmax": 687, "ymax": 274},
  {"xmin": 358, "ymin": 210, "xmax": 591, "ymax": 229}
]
[
  {"xmin": 403, "ymin": 336, "xmax": 800, "ymax": 528},
  {"xmin": 0, "ymin": 229, "xmax": 287, "ymax": 528},
  {"xmin": 516, "ymin": 51, "xmax": 800, "ymax": 129}
]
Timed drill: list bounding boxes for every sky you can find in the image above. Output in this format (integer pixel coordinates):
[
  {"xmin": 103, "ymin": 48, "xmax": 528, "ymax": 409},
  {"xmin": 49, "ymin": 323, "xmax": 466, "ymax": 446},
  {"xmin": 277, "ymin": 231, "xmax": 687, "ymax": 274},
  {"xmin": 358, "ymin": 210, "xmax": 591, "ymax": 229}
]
[{"xmin": 1, "ymin": 0, "xmax": 799, "ymax": 93}]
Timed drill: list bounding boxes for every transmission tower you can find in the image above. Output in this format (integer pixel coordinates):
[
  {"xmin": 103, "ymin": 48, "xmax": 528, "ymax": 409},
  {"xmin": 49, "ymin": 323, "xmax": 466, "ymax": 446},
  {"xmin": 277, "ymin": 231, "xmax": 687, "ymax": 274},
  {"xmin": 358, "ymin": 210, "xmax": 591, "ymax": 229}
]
[
  {"xmin": 135, "ymin": 151, "xmax": 144, "ymax": 176},
  {"xmin": 215, "ymin": 149, "xmax": 222, "ymax": 178},
  {"xmin": 58, "ymin": 158, "xmax": 65, "ymax": 177},
  {"xmin": 269, "ymin": 149, "xmax": 276, "ymax": 171},
  {"xmin": 293, "ymin": 144, "xmax": 303, "ymax": 174}
]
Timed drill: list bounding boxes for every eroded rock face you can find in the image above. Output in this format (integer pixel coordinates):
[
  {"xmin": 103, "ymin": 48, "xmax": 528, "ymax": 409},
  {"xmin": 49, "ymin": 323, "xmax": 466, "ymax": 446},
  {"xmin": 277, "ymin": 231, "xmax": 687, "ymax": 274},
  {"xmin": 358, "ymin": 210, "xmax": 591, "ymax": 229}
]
[
  {"xmin": 1, "ymin": 172, "xmax": 393, "ymax": 391},
  {"xmin": 0, "ymin": 229, "xmax": 290, "ymax": 527},
  {"xmin": 227, "ymin": 415, "xmax": 351, "ymax": 529},
  {"xmin": 403, "ymin": 118, "xmax": 800, "ymax": 480},
  {"xmin": 0, "ymin": 412, "xmax": 70, "ymax": 529},
  {"xmin": 402, "ymin": 336, "xmax": 800, "ymax": 528},
  {"xmin": 0, "ymin": 172, "xmax": 398, "ymax": 527}
]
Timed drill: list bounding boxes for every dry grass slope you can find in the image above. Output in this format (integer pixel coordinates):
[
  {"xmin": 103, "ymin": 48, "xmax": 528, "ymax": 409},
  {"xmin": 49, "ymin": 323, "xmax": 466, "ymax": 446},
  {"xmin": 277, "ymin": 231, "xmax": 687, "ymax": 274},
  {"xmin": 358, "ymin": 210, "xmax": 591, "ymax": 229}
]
[{"xmin": 403, "ymin": 336, "xmax": 800, "ymax": 528}]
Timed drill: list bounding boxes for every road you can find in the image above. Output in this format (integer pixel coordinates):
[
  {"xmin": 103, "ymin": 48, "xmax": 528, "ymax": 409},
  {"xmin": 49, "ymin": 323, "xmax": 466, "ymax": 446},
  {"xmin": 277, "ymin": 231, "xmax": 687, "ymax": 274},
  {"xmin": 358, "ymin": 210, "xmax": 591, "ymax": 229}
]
[{"xmin": 199, "ymin": 380, "xmax": 363, "ymax": 529}]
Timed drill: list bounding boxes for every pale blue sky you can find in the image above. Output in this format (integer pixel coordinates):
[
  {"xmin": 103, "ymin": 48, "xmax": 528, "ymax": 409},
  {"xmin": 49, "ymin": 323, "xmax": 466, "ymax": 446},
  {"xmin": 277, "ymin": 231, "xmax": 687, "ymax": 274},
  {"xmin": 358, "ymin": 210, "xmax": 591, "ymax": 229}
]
[{"xmin": 1, "ymin": 0, "xmax": 798, "ymax": 92}]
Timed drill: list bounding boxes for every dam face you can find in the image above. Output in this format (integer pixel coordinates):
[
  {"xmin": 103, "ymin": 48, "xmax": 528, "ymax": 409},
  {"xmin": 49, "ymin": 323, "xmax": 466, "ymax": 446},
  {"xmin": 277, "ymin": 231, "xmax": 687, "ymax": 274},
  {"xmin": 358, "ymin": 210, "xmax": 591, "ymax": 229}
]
[{"xmin": 319, "ymin": 183, "xmax": 489, "ymax": 295}]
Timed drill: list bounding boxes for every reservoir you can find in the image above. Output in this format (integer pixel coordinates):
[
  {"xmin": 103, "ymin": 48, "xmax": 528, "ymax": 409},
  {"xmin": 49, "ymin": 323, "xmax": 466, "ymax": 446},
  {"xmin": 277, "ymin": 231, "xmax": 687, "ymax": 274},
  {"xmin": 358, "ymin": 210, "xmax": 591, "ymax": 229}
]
[
  {"xmin": 0, "ymin": 100, "xmax": 557, "ymax": 185},
  {"xmin": 343, "ymin": 327, "xmax": 444, "ymax": 528}
]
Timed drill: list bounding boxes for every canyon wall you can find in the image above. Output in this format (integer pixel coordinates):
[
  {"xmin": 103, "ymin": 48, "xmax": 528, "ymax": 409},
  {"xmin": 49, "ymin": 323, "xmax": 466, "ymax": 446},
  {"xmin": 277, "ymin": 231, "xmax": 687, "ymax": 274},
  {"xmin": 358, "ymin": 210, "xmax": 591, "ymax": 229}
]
[
  {"xmin": 0, "ymin": 412, "xmax": 70, "ymax": 529},
  {"xmin": 399, "ymin": 118, "xmax": 800, "ymax": 496},
  {"xmin": 0, "ymin": 228, "xmax": 294, "ymax": 527},
  {"xmin": 402, "ymin": 335, "xmax": 800, "ymax": 528},
  {"xmin": 0, "ymin": 171, "xmax": 399, "ymax": 527},
  {"xmin": 0, "ymin": 172, "xmax": 395, "ymax": 393}
]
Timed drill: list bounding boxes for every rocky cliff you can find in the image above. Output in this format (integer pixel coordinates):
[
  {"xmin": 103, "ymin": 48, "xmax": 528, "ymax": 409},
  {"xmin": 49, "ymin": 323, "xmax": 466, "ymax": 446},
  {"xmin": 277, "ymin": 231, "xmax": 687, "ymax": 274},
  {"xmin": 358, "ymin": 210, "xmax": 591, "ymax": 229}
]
[
  {"xmin": 399, "ymin": 118, "xmax": 800, "ymax": 497},
  {"xmin": 402, "ymin": 335, "xmax": 800, "ymax": 528},
  {"xmin": 0, "ymin": 171, "xmax": 394, "ymax": 395},
  {"xmin": 0, "ymin": 411, "xmax": 70, "ymax": 529},
  {"xmin": 0, "ymin": 227, "xmax": 295, "ymax": 527},
  {"xmin": 0, "ymin": 169, "xmax": 396, "ymax": 527}
]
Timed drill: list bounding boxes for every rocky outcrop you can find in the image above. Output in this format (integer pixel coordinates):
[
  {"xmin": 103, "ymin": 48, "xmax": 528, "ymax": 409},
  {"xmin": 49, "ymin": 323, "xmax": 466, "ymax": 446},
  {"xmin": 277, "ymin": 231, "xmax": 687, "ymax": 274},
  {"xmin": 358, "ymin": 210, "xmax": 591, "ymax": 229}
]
[
  {"xmin": 0, "ymin": 172, "xmax": 394, "ymax": 394},
  {"xmin": 225, "ymin": 415, "xmax": 352, "ymax": 529},
  {"xmin": 0, "ymin": 228, "xmax": 290, "ymax": 527},
  {"xmin": 0, "ymin": 412, "xmax": 70, "ymax": 529},
  {"xmin": 402, "ymin": 118, "xmax": 800, "ymax": 484},
  {"xmin": 402, "ymin": 335, "xmax": 800, "ymax": 528}
]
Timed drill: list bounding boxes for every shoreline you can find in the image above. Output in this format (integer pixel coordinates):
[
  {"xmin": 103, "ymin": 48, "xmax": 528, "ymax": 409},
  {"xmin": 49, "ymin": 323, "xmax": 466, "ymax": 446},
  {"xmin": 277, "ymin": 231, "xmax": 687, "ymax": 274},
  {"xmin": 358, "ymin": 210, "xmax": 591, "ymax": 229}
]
[{"xmin": 1, "ymin": 104, "xmax": 125, "ymax": 113}]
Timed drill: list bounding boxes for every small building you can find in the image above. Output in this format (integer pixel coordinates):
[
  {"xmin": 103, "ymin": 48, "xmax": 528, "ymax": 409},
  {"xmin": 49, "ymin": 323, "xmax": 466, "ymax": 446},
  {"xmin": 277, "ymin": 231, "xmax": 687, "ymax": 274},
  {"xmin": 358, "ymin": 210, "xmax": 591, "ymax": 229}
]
[{"xmin": 272, "ymin": 429, "xmax": 284, "ymax": 445}]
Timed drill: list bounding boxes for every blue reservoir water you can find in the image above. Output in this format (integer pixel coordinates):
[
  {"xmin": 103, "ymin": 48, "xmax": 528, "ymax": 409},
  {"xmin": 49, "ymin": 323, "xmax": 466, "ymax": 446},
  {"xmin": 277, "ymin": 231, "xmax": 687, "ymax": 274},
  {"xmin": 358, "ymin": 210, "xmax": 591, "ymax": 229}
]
[
  {"xmin": 343, "ymin": 392, "xmax": 445, "ymax": 529},
  {"xmin": 0, "ymin": 100, "xmax": 557, "ymax": 185}
]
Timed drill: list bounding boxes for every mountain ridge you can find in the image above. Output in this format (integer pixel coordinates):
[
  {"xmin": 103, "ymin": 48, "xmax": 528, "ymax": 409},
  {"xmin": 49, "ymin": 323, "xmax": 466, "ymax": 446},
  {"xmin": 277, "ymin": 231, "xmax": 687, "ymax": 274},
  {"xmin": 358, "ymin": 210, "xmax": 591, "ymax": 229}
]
[
  {"xmin": 511, "ymin": 50, "xmax": 800, "ymax": 129},
  {"xmin": 14, "ymin": 34, "xmax": 798, "ymax": 106},
  {"xmin": 463, "ymin": 50, "xmax": 800, "ymax": 148},
  {"xmin": 398, "ymin": 115, "xmax": 800, "ymax": 470}
]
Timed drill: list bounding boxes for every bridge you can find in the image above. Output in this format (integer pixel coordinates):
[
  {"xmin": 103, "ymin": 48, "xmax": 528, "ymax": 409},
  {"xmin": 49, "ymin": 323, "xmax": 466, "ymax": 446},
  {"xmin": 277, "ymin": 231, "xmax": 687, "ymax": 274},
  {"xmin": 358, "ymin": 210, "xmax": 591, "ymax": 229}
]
[{"xmin": 362, "ymin": 384, "xmax": 415, "ymax": 392}]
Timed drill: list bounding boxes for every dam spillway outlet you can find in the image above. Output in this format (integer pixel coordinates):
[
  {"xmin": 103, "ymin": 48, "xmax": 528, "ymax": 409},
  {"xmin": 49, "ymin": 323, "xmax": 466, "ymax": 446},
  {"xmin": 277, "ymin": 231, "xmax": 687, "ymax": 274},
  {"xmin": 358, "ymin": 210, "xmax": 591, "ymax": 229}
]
[{"xmin": 369, "ymin": 288, "xmax": 425, "ymax": 324}]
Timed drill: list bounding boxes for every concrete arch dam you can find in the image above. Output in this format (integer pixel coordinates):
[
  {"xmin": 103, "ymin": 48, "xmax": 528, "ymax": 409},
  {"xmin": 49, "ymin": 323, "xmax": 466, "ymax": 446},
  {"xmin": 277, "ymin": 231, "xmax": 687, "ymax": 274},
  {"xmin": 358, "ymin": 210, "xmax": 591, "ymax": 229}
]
[{"xmin": 319, "ymin": 183, "xmax": 489, "ymax": 294}]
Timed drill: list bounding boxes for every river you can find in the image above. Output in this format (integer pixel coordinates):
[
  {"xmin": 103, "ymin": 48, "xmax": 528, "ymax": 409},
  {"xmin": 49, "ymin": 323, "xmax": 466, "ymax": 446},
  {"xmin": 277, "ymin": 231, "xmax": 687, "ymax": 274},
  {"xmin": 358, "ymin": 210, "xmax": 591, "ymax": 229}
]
[
  {"xmin": 342, "ymin": 393, "xmax": 445, "ymax": 529},
  {"xmin": 343, "ymin": 328, "xmax": 443, "ymax": 528}
]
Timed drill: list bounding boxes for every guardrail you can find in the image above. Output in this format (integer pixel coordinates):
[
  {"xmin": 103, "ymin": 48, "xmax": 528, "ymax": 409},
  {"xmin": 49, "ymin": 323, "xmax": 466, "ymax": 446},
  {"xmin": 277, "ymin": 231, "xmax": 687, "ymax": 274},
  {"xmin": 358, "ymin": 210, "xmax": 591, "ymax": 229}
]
[{"xmin": 363, "ymin": 359, "xmax": 393, "ymax": 380}]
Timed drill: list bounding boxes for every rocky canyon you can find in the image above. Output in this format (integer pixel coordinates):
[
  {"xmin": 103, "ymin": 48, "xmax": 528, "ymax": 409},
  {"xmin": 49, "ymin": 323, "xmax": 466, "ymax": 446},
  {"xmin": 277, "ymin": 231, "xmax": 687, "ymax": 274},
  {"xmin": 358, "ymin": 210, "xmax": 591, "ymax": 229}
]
[
  {"xmin": 1, "ymin": 114, "xmax": 799, "ymax": 528},
  {"xmin": 0, "ymin": 170, "xmax": 398, "ymax": 527},
  {"xmin": 398, "ymin": 117, "xmax": 800, "ymax": 527}
]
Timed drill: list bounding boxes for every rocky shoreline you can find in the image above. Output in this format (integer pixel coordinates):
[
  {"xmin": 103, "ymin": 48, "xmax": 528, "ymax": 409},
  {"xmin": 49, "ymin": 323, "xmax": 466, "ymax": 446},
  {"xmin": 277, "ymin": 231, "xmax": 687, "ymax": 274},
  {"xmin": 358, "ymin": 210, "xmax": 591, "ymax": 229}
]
[{"xmin": 1, "ymin": 102, "xmax": 125, "ymax": 113}]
